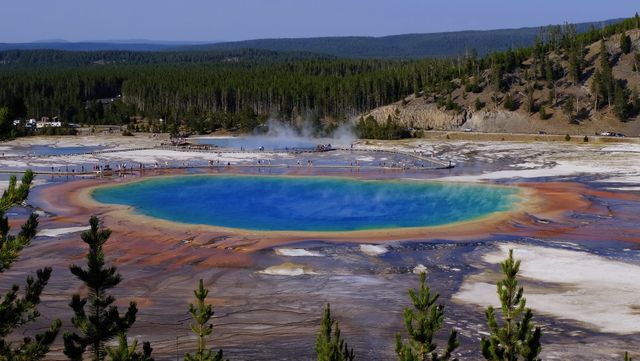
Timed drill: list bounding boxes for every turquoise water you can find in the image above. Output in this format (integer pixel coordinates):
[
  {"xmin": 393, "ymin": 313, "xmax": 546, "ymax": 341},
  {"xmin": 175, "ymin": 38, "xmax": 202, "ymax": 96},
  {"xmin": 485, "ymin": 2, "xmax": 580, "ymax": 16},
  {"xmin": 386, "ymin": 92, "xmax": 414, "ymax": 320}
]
[{"xmin": 92, "ymin": 175, "xmax": 519, "ymax": 232}]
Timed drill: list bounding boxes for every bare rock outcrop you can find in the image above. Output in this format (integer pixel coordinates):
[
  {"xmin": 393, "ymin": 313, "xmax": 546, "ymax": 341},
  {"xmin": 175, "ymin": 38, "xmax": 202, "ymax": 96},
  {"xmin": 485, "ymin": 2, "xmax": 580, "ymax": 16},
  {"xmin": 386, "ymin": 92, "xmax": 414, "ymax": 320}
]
[{"xmin": 363, "ymin": 99, "xmax": 467, "ymax": 130}]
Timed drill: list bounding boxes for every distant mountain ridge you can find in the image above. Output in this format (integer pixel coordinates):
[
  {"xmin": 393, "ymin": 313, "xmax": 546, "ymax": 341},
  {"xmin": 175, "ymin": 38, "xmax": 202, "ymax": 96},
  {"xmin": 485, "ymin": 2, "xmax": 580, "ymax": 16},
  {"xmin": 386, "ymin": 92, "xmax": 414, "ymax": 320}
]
[
  {"xmin": 0, "ymin": 42, "xmax": 178, "ymax": 52},
  {"xmin": 0, "ymin": 18, "xmax": 623, "ymax": 57},
  {"xmin": 180, "ymin": 19, "xmax": 623, "ymax": 58},
  {"xmin": 0, "ymin": 40, "xmax": 216, "ymax": 52}
]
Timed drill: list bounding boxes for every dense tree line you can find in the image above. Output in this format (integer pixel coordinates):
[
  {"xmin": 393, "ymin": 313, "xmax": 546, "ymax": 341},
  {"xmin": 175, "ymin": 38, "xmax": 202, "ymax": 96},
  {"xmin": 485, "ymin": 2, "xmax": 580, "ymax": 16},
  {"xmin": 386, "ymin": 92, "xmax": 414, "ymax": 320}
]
[
  {"xmin": 0, "ymin": 57, "xmax": 456, "ymax": 132},
  {"xmin": 0, "ymin": 48, "xmax": 334, "ymax": 69},
  {"xmin": 0, "ymin": 14, "xmax": 639, "ymax": 138}
]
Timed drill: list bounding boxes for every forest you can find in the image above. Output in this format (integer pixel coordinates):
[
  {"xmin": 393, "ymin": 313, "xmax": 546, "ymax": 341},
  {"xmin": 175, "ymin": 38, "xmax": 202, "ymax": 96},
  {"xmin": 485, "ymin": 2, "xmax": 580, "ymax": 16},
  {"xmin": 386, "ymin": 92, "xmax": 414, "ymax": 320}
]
[{"xmin": 0, "ymin": 14, "xmax": 639, "ymax": 140}]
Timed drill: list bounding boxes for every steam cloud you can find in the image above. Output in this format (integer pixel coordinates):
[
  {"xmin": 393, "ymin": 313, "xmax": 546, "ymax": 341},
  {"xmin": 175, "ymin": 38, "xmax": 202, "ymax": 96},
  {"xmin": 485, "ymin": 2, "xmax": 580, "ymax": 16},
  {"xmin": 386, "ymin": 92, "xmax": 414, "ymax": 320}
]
[{"xmin": 258, "ymin": 117, "xmax": 356, "ymax": 146}]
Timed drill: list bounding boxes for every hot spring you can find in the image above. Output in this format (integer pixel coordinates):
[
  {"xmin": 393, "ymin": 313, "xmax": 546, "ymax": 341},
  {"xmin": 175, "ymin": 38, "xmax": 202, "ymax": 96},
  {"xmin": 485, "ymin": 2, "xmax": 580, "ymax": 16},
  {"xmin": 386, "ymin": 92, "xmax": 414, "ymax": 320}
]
[{"xmin": 91, "ymin": 175, "xmax": 521, "ymax": 232}]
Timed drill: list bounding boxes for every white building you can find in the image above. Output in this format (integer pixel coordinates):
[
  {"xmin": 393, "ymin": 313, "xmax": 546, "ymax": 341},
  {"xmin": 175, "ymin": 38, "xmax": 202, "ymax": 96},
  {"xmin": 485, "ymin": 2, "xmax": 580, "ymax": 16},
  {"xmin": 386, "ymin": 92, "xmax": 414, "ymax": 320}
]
[
  {"xmin": 36, "ymin": 117, "xmax": 62, "ymax": 128},
  {"xmin": 36, "ymin": 121, "xmax": 62, "ymax": 129}
]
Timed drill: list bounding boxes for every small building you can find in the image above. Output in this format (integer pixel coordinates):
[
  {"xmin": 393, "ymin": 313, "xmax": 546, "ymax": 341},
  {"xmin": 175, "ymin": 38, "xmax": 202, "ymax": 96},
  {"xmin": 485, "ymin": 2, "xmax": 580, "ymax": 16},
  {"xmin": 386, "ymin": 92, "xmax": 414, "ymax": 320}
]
[{"xmin": 36, "ymin": 116, "xmax": 62, "ymax": 128}]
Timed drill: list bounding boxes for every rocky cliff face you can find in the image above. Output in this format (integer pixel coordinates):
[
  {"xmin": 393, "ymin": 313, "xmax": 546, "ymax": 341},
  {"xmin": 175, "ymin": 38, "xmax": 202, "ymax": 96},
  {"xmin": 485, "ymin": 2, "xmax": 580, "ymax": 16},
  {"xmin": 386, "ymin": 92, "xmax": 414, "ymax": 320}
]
[
  {"xmin": 362, "ymin": 96, "xmax": 640, "ymax": 135},
  {"xmin": 363, "ymin": 100, "xmax": 468, "ymax": 130},
  {"xmin": 361, "ymin": 96, "xmax": 535, "ymax": 133}
]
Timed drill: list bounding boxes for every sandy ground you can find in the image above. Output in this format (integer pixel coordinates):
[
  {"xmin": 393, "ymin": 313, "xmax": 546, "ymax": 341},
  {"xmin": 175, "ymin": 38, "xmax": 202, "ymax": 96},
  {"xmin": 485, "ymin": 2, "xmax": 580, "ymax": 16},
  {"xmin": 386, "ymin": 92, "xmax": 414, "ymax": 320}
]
[{"xmin": 454, "ymin": 243, "xmax": 640, "ymax": 334}]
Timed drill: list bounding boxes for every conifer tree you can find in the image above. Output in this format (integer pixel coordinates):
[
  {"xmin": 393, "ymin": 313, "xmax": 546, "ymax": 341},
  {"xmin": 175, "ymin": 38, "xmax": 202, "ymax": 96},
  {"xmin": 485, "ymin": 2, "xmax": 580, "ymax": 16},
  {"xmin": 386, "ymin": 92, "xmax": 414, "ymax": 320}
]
[
  {"xmin": 316, "ymin": 304, "xmax": 355, "ymax": 361},
  {"xmin": 474, "ymin": 97, "xmax": 483, "ymax": 111},
  {"xmin": 614, "ymin": 81, "xmax": 630, "ymax": 120},
  {"xmin": 567, "ymin": 45, "xmax": 583, "ymax": 84},
  {"xmin": 525, "ymin": 86, "xmax": 535, "ymax": 113},
  {"xmin": 594, "ymin": 39, "xmax": 616, "ymax": 108},
  {"xmin": 503, "ymin": 94, "xmax": 516, "ymax": 111},
  {"xmin": 185, "ymin": 279, "xmax": 225, "ymax": 361},
  {"xmin": 538, "ymin": 107, "xmax": 547, "ymax": 120},
  {"xmin": 63, "ymin": 216, "xmax": 138, "ymax": 361},
  {"xmin": 0, "ymin": 170, "xmax": 61, "ymax": 360},
  {"xmin": 624, "ymin": 352, "xmax": 633, "ymax": 361},
  {"xmin": 480, "ymin": 249, "xmax": 542, "ymax": 361},
  {"xmin": 491, "ymin": 61, "xmax": 504, "ymax": 93},
  {"xmin": 620, "ymin": 34, "xmax": 632, "ymax": 55},
  {"xmin": 106, "ymin": 333, "xmax": 154, "ymax": 361},
  {"xmin": 395, "ymin": 273, "xmax": 459, "ymax": 361}
]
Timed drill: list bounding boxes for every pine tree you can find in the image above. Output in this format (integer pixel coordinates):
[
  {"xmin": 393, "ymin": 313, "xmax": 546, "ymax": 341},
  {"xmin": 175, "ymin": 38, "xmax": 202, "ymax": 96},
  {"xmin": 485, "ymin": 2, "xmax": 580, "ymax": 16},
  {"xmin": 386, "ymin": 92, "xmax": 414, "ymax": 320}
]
[
  {"xmin": 395, "ymin": 273, "xmax": 459, "ymax": 361},
  {"xmin": 63, "ymin": 216, "xmax": 138, "ymax": 361},
  {"xmin": 595, "ymin": 39, "xmax": 616, "ymax": 107},
  {"xmin": 624, "ymin": 352, "xmax": 633, "ymax": 361},
  {"xmin": 106, "ymin": 333, "xmax": 154, "ymax": 361},
  {"xmin": 185, "ymin": 279, "xmax": 225, "ymax": 361},
  {"xmin": 316, "ymin": 304, "xmax": 355, "ymax": 361},
  {"xmin": 491, "ymin": 61, "xmax": 504, "ymax": 93},
  {"xmin": 480, "ymin": 249, "xmax": 542, "ymax": 361},
  {"xmin": 0, "ymin": 170, "xmax": 61, "ymax": 360},
  {"xmin": 0, "ymin": 107, "xmax": 13, "ymax": 140},
  {"xmin": 614, "ymin": 81, "xmax": 630, "ymax": 120},
  {"xmin": 599, "ymin": 39, "xmax": 611, "ymax": 68},
  {"xmin": 525, "ymin": 86, "xmax": 536, "ymax": 113},
  {"xmin": 474, "ymin": 97, "xmax": 483, "ymax": 111},
  {"xmin": 563, "ymin": 95, "xmax": 576, "ymax": 121},
  {"xmin": 620, "ymin": 34, "xmax": 632, "ymax": 55},
  {"xmin": 503, "ymin": 94, "xmax": 516, "ymax": 111},
  {"xmin": 567, "ymin": 45, "xmax": 583, "ymax": 84},
  {"xmin": 538, "ymin": 107, "xmax": 547, "ymax": 120},
  {"xmin": 544, "ymin": 60, "xmax": 554, "ymax": 88}
]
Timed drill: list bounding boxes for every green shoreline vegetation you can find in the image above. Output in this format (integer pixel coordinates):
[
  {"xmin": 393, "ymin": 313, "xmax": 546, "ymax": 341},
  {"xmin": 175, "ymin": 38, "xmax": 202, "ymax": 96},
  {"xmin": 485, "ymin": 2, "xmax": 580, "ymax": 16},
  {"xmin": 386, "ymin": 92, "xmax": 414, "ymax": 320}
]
[
  {"xmin": 0, "ymin": 172, "xmax": 635, "ymax": 360},
  {"xmin": 1, "ymin": 14, "xmax": 640, "ymax": 140}
]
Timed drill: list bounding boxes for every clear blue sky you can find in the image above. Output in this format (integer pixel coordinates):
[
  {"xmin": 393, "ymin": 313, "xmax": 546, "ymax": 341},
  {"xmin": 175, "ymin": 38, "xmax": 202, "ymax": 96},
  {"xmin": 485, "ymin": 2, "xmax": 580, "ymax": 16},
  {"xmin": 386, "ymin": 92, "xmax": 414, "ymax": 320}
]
[{"xmin": 2, "ymin": 0, "xmax": 638, "ymax": 43}]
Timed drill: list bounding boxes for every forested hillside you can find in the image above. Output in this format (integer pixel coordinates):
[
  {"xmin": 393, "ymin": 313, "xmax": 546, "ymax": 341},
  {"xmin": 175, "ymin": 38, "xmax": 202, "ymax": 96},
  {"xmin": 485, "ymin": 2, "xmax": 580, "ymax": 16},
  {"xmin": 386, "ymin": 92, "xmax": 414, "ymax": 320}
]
[
  {"xmin": 363, "ymin": 14, "xmax": 640, "ymax": 136},
  {"xmin": 1, "ymin": 15, "xmax": 639, "ymax": 137}
]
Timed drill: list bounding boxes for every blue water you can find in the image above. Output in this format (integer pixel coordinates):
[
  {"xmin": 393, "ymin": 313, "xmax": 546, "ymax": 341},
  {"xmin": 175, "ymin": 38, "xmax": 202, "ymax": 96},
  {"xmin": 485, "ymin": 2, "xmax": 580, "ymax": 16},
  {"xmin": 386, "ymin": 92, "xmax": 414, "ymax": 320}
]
[{"xmin": 92, "ymin": 175, "xmax": 519, "ymax": 232}]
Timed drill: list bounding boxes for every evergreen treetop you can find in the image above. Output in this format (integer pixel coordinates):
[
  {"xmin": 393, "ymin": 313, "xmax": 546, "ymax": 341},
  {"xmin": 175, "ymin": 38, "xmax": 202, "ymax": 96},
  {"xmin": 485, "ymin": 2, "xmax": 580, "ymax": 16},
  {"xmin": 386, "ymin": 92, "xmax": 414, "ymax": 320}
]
[
  {"xmin": 395, "ymin": 273, "xmax": 459, "ymax": 361},
  {"xmin": 0, "ymin": 170, "xmax": 61, "ymax": 360},
  {"xmin": 63, "ymin": 216, "xmax": 138, "ymax": 361},
  {"xmin": 316, "ymin": 303, "xmax": 355, "ymax": 361},
  {"xmin": 480, "ymin": 249, "xmax": 542, "ymax": 361},
  {"xmin": 106, "ymin": 333, "xmax": 154, "ymax": 361},
  {"xmin": 185, "ymin": 279, "xmax": 225, "ymax": 361}
]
